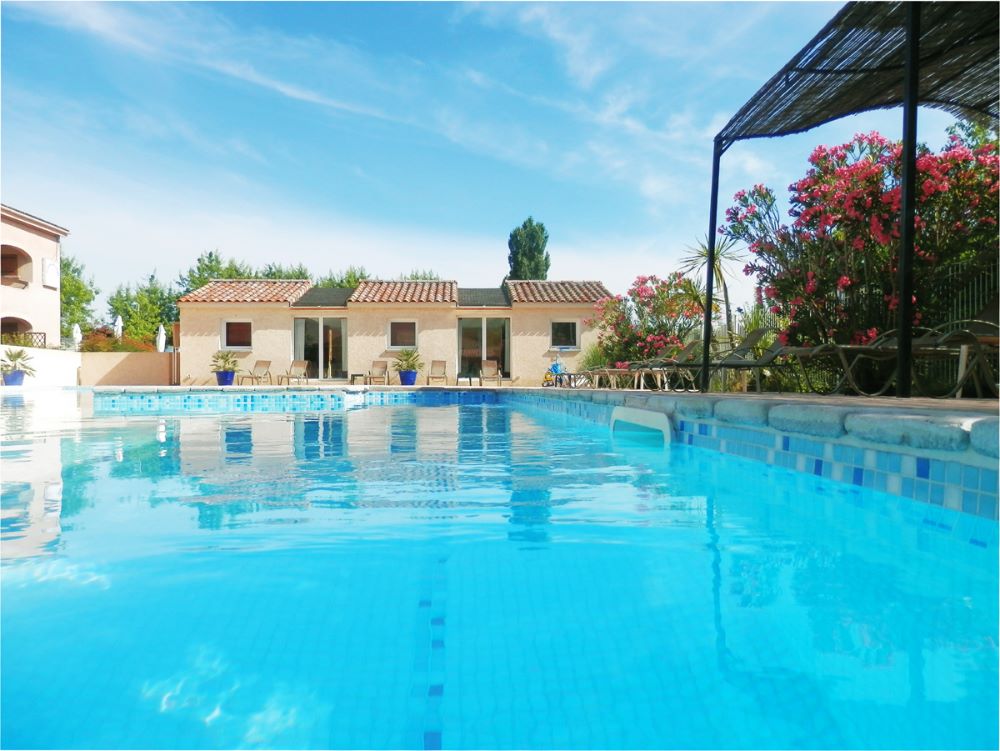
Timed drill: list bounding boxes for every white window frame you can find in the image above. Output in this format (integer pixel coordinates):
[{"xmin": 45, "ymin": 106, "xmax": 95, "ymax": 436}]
[
  {"xmin": 222, "ymin": 319, "xmax": 253, "ymax": 350},
  {"xmin": 42, "ymin": 258, "xmax": 59, "ymax": 289},
  {"xmin": 387, "ymin": 319, "xmax": 418, "ymax": 350},
  {"xmin": 550, "ymin": 319, "xmax": 580, "ymax": 350}
]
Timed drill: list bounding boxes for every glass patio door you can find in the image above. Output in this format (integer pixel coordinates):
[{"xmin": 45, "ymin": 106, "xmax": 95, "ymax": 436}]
[
  {"xmin": 294, "ymin": 317, "xmax": 346, "ymax": 380},
  {"xmin": 458, "ymin": 318, "xmax": 510, "ymax": 378}
]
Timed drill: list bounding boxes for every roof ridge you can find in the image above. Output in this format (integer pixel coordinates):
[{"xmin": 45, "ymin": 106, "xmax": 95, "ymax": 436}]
[{"xmin": 206, "ymin": 277, "xmax": 311, "ymax": 282}]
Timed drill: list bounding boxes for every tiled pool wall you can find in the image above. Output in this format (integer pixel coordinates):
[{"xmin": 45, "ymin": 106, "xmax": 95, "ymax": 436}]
[
  {"xmin": 65, "ymin": 386, "xmax": 1000, "ymax": 521},
  {"xmin": 90, "ymin": 387, "xmax": 500, "ymax": 414},
  {"xmin": 504, "ymin": 388, "xmax": 999, "ymax": 521}
]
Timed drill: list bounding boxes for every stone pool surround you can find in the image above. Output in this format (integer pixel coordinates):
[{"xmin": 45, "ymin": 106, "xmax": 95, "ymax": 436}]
[
  {"xmin": 74, "ymin": 385, "xmax": 1000, "ymax": 521},
  {"xmin": 501, "ymin": 388, "xmax": 999, "ymax": 521}
]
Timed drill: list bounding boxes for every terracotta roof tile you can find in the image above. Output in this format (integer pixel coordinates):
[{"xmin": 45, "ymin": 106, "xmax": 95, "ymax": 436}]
[
  {"xmin": 177, "ymin": 279, "xmax": 312, "ymax": 304},
  {"xmin": 349, "ymin": 280, "xmax": 458, "ymax": 304},
  {"xmin": 504, "ymin": 280, "xmax": 612, "ymax": 304}
]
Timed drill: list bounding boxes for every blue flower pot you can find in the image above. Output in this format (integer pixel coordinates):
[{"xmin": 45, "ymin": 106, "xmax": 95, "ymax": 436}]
[
  {"xmin": 3, "ymin": 370, "xmax": 25, "ymax": 386},
  {"xmin": 215, "ymin": 371, "xmax": 235, "ymax": 386},
  {"xmin": 399, "ymin": 370, "xmax": 417, "ymax": 386}
]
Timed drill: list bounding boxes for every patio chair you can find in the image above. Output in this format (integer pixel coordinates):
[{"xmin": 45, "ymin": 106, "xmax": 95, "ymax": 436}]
[
  {"xmin": 632, "ymin": 339, "xmax": 702, "ymax": 390},
  {"xmin": 427, "ymin": 360, "xmax": 448, "ymax": 385},
  {"xmin": 239, "ymin": 360, "xmax": 272, "ymax": 385},
  {"xmin": 911, "ymin": 320, "xmax": 999, "ymax": 398},
  {"xmin": 784, "ymin": 327, "xmax": 930, "ymax": 397},
  {"xmin": 710, "ymin": 340, "xmax": 794, "ymax": 392},
  {"xmin": 278, "ymin": 360, "xmax": 310, "ymax": 385},
  {"xmin": 653, "ymin": 342, "xmax": 708, "ymax": 392},
  {"xmin": 366, "ymin": 360, "xmax": 388, "ymax": 385},
  {"xmin": 480, "ymin": 360, "xmax": 502, "ymax": 387}
]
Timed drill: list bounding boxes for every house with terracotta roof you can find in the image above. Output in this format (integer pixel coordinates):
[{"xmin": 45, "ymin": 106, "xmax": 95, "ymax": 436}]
[
  {"xmin": 1, "ymin": 204, "xmax": 69, "ymax": 348},
  {"xmin": 177, "ymin": 279, "xmax": 611, "ymax": 385}
]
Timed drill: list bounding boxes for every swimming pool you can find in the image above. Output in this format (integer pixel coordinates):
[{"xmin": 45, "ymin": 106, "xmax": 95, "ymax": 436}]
[{"xmin": 2, "ymin": 393, "xmax": 997, "ymax": 749}]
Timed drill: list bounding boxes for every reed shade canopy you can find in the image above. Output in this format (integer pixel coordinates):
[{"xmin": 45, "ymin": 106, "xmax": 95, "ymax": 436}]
[{"xmin": 700, "ymin": 1, "xmax": 1000, "ymax": 396}]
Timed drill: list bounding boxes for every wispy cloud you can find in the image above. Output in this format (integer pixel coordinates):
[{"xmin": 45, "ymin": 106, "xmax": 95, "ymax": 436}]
[{"xmin": 9, "ymin": 2, "xmax": 400, "ymax": 122}]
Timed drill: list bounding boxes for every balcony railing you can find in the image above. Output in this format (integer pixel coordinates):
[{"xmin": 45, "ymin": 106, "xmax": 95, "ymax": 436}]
[{"xmin": 0, "ymin": 331, "xmax": 46, "ymax": 348}]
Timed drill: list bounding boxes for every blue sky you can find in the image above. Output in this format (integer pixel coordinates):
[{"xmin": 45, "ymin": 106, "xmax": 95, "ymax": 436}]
[{"xmin": 2, "ymin": 1, "xmax": 959, "ymax": 314}]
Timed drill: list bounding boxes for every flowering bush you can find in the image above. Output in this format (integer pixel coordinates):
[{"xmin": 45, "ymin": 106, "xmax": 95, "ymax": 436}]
[
  {"xmin": 724, "ymin": 125, "xmax": 998, "ymax": 346},
  {"xmin": 586, "ymin": 273, "xmax": 703, "ymax": 365},
  {"xmin": 80, "ymin": 326, "xmax": 155, "ymax": 352}
]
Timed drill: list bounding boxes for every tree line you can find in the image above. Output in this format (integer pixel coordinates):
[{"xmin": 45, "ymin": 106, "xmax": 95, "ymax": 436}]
[{"xmin": 61, "ymin": 216, "xmax": 556, "ymax": 344}]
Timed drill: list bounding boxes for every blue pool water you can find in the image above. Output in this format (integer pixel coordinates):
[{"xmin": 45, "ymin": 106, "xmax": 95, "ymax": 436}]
[{"xmin": 2, "ymin": 397, "xmax": 997, "ymax": 749}]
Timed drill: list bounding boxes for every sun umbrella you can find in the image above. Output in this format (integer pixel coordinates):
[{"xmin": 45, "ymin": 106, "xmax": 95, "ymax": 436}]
[
  {"xmin": 112, "ymin": 315, "xmax": 124, "ymax": 339},
  {"xmin": 71, "ymin": 323, "xmax": 83, "ymax": 349},
  {"xmin": 156, "ymin": 324, "xmax": 166, "ymax": 353}
]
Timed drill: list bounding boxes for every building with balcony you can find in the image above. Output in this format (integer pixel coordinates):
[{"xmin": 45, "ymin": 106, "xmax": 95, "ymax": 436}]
[{"xmin": 1, "ymin": 204, "xmax": 69, "ymax": 348}]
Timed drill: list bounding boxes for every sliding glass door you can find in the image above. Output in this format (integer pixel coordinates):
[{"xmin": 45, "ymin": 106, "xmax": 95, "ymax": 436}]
[
  {"xmin": 458, "ymin": 318, "xmax": 510, "ymax": 378},
  {"xmin": 294, "ymin": 317, "xmax": 346, "ymax": 379}
]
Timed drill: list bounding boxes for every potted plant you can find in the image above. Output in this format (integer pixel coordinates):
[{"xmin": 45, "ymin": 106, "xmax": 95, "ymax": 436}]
[
  {"xmin": 1, "ymin": 349, "xmax": 36, "ymax": 386},
  {"xmin": 210, "ymin": 350, "xmax": 239, "ymax": 386},
  {"xmin": 393, "ymin": 348, "xmax": 423, "ymax": 386}
]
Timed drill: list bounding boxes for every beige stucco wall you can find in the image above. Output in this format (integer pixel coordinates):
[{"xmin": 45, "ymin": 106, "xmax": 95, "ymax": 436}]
[
  {"xmin": 509, "ymin": 305, "xmax": 598, "ymax": 385},
  {"xmin": 345, "ymin": 304, "xmax": 457, "ymax": 384},
  {"xmin": 178, "ymin": 301, "xmax": 598, "ymax": 386},
  {"xmin": 1, "ymin": 216, "xmax": 62, "ymax": 347},
  {"xmin": 79, "ymin": 352, "xmax": 173, "ymax": 386},
  {"xmin": 179, "ymin": 303, "xmax": 295, "ymax": 385}
]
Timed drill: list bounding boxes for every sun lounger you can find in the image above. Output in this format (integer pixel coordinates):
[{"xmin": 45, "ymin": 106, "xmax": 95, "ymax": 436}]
[
  {"xmin": 479, "ymin": 360, "xmax": 502, "ymax": 386},
  {"xmin": 710, "ymin": 340, "xmax": 792, "ymax": 392},
  {"xmin": 427, "ymin": 360, "xmax": 448, "ymax": 385},
  {"xmin": 278, "ymin": 360, "xmax": 310, "ymax": 385},
  {"xmin": 366, "ymin": 360, "xmax": 388, "ymax": 385},
  {"xmin": 239, "ymin": 360, "xmax": 272, "ymax": 385}
]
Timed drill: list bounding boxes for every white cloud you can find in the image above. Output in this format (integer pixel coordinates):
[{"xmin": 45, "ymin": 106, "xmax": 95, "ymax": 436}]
[{"xmin": 513, "ymin": 5, "xmax": 614, "ymax": 89}]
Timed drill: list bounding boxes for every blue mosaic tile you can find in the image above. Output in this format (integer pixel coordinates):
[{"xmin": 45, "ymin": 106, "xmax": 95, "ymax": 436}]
[
  {"xmin": 876, "ymin": 451, "xmax": 900, "ymax": 473},
  {"xmin": 929, "ymin": 459, "xmax": 945, "ymax": 482},
  {"xmin": 963, "ymin": 466, "xmax": 980, "ymax": 491},
  {"xmin": 962, "ymin": 495, "xmax": 979, "ymax": 515},
  {"xmin": 982, "ymin": 469, "xmax": 999, "ymax": 495},
  {"xmin": 929, "ymin": 484, "xmax": 945, "ymax": 505},
  {"xmin": 853, "ymin": 467, "xmax": 864, "ymax": 486},
  {"xmin": 424, "ymin": 731, "xmax": 442, "ymax": 750},
  {"xmin": 782, "ymin": 436, "xmax": 790, "ymax": 452},
  {"xmin": 698, "ymin": 423, "xmax": 709, "ymax": 436},
  {"xmin": 902, "ymin": 478, "xmax": 915, "ymax": 497},
  {"xmin": 916, "ymin": 457, "xmax": 930, "ymax": 479},
  {"xmin": 945, "ymin": 462, "xmax": 962, "ymax": 485},
  {"xmin": 979, "ymin": 498, "xmax": 997, "ymax": 519},
  {"xmin": 428, "ymin": 684, "xmax": 444, "ymax": 697},
  {"xmin": 813, "ymin": 459, "xmax": 823, "ymax": 476}
]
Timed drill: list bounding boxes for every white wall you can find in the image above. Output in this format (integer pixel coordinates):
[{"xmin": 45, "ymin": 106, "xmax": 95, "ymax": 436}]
[{"xmin": 1, "ymin": 345, "xmax": 80, "ymax": 387}]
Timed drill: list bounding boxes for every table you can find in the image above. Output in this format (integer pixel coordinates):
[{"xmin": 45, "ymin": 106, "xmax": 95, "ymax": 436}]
[{"xmin": 350, "ymin": 373, "xmax": 366, "ymax": 385}]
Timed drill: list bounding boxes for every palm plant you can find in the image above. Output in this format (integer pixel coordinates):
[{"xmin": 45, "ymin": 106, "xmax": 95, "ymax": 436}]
[
  {"xmin": 210, "ymin": 350, "xmax": 239, "ymax": 373},
  {"xmin": 392, "ymin": 348, "xmax": 424, "ymax": 373},
  {"xmin": 679, "ymin": 235, "xmax": 746, "ymax": 336},
  {"xmin": 1, "ymin": 349, "xmax": 36, "ymax": 376}
]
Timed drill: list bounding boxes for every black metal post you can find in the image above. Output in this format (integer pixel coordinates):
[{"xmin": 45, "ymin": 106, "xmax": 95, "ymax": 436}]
[
  {"xmin": 700, "ymin": 139, "xmax": 724, "ymax": 392},
  {"xmin": 896, "ymin": 2, "xmax": 921, "ymax": 398}
]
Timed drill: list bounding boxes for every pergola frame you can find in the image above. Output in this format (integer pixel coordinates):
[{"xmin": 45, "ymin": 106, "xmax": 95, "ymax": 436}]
[{"xmin": 700, "ymin": 1, "xmax": 999, "ymax": 396}]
